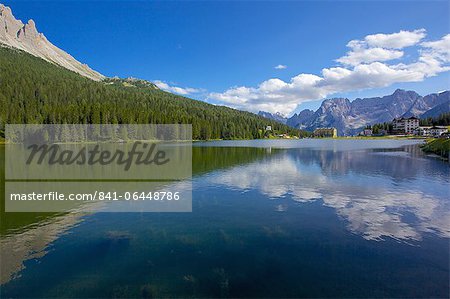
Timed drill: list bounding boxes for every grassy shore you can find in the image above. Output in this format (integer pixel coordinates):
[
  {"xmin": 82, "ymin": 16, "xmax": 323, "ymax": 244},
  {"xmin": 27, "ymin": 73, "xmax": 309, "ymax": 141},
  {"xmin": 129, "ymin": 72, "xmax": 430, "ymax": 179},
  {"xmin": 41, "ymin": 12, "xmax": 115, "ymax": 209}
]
[{"xmin": 421, "ymin": 138, "xmax": 450, "ymax": 160}]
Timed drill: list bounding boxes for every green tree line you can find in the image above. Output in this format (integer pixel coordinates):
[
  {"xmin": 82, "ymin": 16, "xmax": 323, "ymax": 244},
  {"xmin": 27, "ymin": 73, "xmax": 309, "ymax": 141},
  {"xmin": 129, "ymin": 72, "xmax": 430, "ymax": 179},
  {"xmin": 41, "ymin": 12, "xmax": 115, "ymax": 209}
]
[
  {"xmin": 419, "ymin": 113, "xmax": 450, "ymax": 126},
  {"xmin": 0, "ymin": 47, "xmax": 306, "ymax": 140},
  {"xmin": 368, "ymin": 122, "xmax": 393, "ymax": 134}
]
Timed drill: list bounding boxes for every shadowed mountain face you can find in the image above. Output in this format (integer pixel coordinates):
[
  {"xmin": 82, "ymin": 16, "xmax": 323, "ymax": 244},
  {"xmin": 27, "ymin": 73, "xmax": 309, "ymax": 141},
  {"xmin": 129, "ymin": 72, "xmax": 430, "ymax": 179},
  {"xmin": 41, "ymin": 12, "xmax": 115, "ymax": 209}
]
[
  {"xmin": 259, "ymin": 89, "xmax": 450, "ymax": 136},
  {"xmin": 286, "ymin": 109, "xmax": 315, "ymax": 128},
  {"xmin": 0, "ymin": 4, "xmax": 104, "ymax": 81},
  {"xmin": 404, "ymin": 91, "xmax": 450, "ymax": 117},
  {"xmin": 420, "ymin": 96, "xmax": 450, "ymax": 119}
]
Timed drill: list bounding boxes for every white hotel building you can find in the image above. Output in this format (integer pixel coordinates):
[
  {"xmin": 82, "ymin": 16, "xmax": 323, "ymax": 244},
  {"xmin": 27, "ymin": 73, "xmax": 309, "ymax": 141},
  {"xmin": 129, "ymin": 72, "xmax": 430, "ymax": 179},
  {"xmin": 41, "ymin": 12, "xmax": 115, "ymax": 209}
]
[{"xmin": 393, "ymin": 117, "xmax": 420, "ymax": 135}]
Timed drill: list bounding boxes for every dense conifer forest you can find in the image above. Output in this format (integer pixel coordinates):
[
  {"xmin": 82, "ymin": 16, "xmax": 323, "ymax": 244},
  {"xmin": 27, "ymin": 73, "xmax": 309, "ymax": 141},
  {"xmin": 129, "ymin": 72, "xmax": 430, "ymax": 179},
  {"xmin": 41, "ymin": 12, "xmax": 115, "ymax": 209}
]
[
  {"xmin": 419, "ymin": 113, "xmax": 450, "ymax": 126},
  {"xmin": 0, "ymin": 47, "xmax": 305, "ymax": 140}
]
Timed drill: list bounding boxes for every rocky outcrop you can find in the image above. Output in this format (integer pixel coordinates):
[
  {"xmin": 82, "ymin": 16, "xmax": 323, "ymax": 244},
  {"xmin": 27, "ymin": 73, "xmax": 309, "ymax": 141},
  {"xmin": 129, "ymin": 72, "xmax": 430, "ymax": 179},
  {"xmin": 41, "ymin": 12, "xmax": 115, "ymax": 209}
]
[
  {"xmin": 0, "ymin": 4, "xmax": 104, "ymax": 81},
  {"xmin": 104, "ymin": 77, "xmax": 160, "ymax": 90}
]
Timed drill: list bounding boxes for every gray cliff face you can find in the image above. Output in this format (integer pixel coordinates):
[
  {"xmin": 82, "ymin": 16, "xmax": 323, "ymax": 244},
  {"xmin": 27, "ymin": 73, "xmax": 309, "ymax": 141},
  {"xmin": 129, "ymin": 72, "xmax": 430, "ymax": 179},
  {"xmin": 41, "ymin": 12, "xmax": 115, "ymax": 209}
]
[
  {"xmin": 420, "ymin": 93, "xmax": 450, "ymax": 119},
  {"xmin": 307, "ymin": 98, "xmax": 353, "ymax": 135},
  {"xmin": 351, "ymin": 89, "xmax": 421, "ymax": 122},
  {"xmin": 404, "ymin": 91, "xmax": 450, "ymax": 118},
  {"xmin": 286, "ymin": 109, "xmax": 314, "ymax": 128},
  {"xmin": 0, "ymin": 4, "xmax": 104, "ymax": 81}
]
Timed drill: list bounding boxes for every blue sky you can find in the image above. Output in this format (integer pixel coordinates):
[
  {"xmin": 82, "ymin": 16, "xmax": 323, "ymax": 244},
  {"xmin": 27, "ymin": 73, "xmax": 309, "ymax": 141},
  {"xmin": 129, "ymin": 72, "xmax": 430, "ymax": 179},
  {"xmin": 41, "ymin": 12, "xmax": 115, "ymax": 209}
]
[{"xmin": 4, "ymin": 0, "xmax": 449, "ymax": 115}]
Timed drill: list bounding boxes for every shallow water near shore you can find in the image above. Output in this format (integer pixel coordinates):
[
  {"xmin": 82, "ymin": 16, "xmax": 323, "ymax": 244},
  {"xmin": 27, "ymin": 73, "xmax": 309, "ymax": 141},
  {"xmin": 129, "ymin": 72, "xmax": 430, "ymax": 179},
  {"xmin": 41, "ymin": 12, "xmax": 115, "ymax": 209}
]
[{"xmin": 0, "ymin": 139, "xmax": 449, "ymax": 298}]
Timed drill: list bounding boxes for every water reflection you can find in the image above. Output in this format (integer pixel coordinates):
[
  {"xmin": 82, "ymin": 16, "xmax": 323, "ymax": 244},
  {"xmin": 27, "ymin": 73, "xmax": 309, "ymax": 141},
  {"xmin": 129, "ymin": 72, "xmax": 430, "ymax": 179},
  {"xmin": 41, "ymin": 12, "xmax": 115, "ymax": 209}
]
[
  {"xmin": 0, "ymin": 141, "xmax": 448, "ymax": 297},
  {"xmin": 0, "ymin": 213, "xmax": 84, "ymax": 284},
  {"xmin": 206, "ymin": 145, "xmax": 449, "ymax": 241},
  {"xmin": 0, "ymin": 145, "xmax": 268, "ymax": 285}
]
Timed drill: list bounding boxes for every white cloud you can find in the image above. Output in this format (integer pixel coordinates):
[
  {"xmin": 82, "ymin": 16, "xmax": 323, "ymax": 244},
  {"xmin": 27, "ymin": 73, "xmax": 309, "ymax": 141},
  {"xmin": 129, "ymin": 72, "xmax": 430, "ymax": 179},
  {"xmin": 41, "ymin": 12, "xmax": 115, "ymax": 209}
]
[
  {"xmin": 274, "ymin": 64, "xmax": 287, "ymax": 69},
  {"xmin": 337, "ymin": 29, "xmax": 427, "ymax": 66},
  {"xmin": 153, "ymin": 80, "xmax": 201, "ymax": 95},
  {"xmin": 208, "ymin": 30, "xmax": 450, "ymax": 115},
  {"xmin": 337, "ymin": 47, "xmax": 404, "ymax": 66},
  {"xmin": 421, "ymin": 34, "xmax": 450, "ymax": 63},
  {"xmin": 364, "ymin": 29, "xmax": 426, "ymax": 49}
]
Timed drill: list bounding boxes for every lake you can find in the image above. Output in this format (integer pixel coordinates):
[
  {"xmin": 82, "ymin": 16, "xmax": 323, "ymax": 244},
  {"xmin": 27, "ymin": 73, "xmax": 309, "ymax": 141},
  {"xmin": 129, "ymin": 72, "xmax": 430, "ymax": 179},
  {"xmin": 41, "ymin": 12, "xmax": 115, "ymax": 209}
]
[{"xmin": 0, "ymin": 139, "xmax": 449, "ymax": 298}]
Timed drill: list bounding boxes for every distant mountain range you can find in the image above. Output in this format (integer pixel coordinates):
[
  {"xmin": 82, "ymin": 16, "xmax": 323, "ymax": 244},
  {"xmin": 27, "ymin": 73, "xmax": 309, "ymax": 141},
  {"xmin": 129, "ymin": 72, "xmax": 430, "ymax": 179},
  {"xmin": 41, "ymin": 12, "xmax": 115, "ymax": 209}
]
[{"xmin": 259, "ymin": 89, "xmax": 450, "ymax": 136}]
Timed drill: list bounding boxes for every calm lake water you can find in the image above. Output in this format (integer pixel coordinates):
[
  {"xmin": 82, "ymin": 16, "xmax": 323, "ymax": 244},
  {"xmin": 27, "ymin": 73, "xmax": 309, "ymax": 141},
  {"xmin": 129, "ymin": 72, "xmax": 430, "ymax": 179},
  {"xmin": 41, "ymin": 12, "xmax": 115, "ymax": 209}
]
[{"xmin": 0, "ymin": 140, "xmax": 449, "ymax": 298}]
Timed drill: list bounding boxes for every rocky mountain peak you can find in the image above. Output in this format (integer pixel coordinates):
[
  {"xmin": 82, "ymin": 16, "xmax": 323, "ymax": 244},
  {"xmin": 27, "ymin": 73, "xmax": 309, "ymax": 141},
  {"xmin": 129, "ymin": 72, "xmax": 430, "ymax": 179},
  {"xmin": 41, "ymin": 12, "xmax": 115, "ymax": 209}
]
[
  {"xmin": 322, "ymin": 97, "xmax": 350, "ymax": 105},
  {"xmin": 319, "ymin": 98, "xmax": 351, "ymax": 113},
  {"xmin": 0, "ymin": 4, "xmax": 104, "ymax": 81},
  {"xmin": 16, "ymin": 19, "xmax": 39, "ymax": 40},
  {"xmin": 25, "ymin": 19, "xmax": 38, "ymax": 34},
  {"xmin": 393, "ymin": 88, "xmax": 406, "ymax": 95},
  {"xmin": 392, "ymin": 88, "xmax": 420, "ymax": 98},
  {"xmin": 0, "ymin": 4, "xmax": 12, "ymax": 16}
]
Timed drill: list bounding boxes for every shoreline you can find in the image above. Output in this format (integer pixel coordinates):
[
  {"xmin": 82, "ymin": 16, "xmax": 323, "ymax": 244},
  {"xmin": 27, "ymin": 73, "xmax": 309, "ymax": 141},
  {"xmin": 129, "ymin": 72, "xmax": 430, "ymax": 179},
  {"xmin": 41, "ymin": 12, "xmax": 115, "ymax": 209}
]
[
  {"xmin": 420, "ymin": 138, "xmax": 450, "ymax": 161},
  {"xmin": 0, "ymin": 136, "xmax": 430, "ymax": 144}
]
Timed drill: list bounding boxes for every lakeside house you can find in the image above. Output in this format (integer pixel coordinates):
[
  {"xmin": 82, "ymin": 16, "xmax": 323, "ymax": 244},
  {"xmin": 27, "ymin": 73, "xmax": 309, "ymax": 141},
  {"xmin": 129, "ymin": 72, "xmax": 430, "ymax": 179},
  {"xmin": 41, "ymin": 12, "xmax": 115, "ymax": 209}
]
[
  {"xmin": 414, "ymin": 126, "xmax": 448, "ymax": 137},
  {"xmin": 429, "ymin": 126, "xmax": 448, "ymax": 137},
  {"xmin": 414, "ymin": 126, "xmax": 431, "ymax": 136},
  {"xmin": 393, "ymin": 116, "xmax": 420, "ymax": 135},
  {"xmin": 313, "ymin": 127, "xmax": 337, "ymax": 138}
]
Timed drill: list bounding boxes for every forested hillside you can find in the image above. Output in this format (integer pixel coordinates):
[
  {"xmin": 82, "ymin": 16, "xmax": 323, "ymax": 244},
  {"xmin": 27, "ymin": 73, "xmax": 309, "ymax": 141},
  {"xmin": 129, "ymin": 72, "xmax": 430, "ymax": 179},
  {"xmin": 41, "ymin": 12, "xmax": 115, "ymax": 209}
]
[{"xmin": 0, "ymin": 47, "xmax": 303, "ymax": 140}]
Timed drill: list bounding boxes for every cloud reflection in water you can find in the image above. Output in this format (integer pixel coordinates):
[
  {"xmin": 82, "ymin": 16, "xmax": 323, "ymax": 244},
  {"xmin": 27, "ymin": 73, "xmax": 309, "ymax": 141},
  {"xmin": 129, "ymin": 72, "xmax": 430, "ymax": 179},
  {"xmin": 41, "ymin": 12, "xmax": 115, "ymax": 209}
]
[{"xmin": 207, "ymin": 147, "xmax": 450, "ymax": 242}]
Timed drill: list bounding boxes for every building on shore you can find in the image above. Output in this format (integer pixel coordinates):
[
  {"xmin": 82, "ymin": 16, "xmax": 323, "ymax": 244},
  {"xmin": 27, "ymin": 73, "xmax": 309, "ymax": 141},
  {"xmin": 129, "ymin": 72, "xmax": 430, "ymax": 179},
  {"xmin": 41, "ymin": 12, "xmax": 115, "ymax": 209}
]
[
  {"xmin": 429, "ymin": 126, "xmax": 448, "ymax": 137},
  {"xmin": 413, "ymin": 126, "xmax": 448, "ymax": 137},
  {"xmin": 313, "ymin": 127, "xmax": 337, "ymax": 138},
  {"xmin": 359, "ymin": 129, "xmax": 373, "ymax": 136},
  {"xmin": 440, "ymin": 132, "xmax": 450, "ymax": 139},
  {"xmin": 393, "ymin": 116, "xmax": 419, "ymax": 135},
  {"xmin": 413, "ymin": 126, "xmax": 431, "ymax": 136}
]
